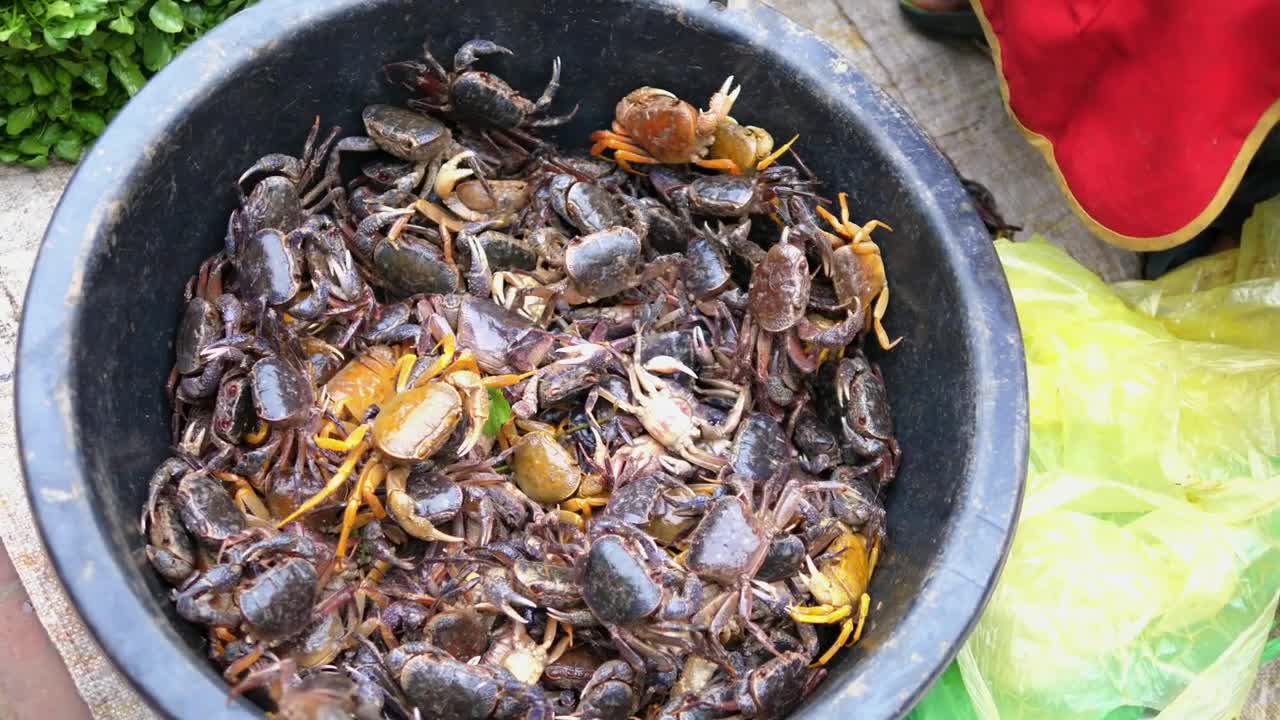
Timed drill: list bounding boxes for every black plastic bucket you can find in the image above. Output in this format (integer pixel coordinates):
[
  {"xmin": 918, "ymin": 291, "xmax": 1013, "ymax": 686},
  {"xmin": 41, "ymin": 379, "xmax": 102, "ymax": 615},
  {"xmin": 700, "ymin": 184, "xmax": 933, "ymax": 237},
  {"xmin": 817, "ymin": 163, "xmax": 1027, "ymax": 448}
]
[{"xmin": 17, "ymin": 0, "xmax": 1027, "ymax": 717}]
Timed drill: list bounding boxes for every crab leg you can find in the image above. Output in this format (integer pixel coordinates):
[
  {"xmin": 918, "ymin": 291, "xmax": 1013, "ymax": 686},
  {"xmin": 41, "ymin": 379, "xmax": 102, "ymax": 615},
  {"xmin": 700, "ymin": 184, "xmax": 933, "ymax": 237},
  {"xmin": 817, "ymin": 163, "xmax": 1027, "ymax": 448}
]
[
  {"xmin": 361, "ymin": 461, "xmax": 388, "ymax": 519},
  {"xmin": 394, "ymin": 353, "xmax": 418, "ymax": 392},
  {"xmin": 815, "ymin": 619, "xmax": 854, "ymax": 667},
  {"xmin": 692, "ymin": 157, "xmax": 742, "ymax": 174},
  {"xmin": 755, "ymin": 134, "xmax": 799, "ymax": 172},
  {"xmin": 872, "ymin": 287, "xmax": 901, "ymax": 350},
  {"xmin": 276, "ymin": 439, "xmax": 369, "ymax": 527},
  {"xmin": 315, "ymin": 422, "xmax": 369, "ymax": 452}
]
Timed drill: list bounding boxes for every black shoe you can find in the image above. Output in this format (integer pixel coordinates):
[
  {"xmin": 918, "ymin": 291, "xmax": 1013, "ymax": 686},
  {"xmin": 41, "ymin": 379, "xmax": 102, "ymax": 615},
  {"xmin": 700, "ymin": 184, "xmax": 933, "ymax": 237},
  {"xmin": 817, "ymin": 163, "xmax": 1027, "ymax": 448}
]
[{"xmin": 898, "ymin": 0, "xmax": 983, "ymax": 39}]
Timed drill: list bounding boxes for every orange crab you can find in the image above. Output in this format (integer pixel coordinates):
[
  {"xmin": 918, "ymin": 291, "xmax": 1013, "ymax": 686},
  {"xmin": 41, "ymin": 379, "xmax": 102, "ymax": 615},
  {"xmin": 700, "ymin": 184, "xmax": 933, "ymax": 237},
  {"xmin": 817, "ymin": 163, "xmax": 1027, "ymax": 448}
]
[
  {"xmin": 816, "ymin": 192, "xmax": 900, "ymax": 351},
  {"xmin": 589, "ymin": 77, "xmax": 793, "ymax": 175},
  {"xmin": 275, "ymin": 329, "xmax": 528, "ymax": 563}
]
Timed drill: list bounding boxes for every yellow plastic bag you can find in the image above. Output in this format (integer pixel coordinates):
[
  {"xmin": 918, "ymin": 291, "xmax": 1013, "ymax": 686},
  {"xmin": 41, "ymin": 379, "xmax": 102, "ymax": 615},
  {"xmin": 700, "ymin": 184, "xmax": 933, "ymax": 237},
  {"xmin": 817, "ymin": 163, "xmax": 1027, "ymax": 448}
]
[{"xmin": 937, "ymin": 196, "xmax": 1280, "ymax": 720}]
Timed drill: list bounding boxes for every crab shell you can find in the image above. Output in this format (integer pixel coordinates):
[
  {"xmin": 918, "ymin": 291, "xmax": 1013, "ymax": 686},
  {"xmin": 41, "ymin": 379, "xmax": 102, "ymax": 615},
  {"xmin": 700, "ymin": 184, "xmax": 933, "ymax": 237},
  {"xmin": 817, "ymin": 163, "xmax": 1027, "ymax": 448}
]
[
  {"xmin": 831, "ymin": 242, "xmax": 886, "ymax": 314},
  {"xmin": 372, "ymin": 382, "xmax": 463, "ymax": 461},
  {"xmin": 748, "ymin": 242, "xmax": 811, "ymax": 333},
  {"xmin": 615, "ymin": 88, "xmax": 716, "ymax": 164}
]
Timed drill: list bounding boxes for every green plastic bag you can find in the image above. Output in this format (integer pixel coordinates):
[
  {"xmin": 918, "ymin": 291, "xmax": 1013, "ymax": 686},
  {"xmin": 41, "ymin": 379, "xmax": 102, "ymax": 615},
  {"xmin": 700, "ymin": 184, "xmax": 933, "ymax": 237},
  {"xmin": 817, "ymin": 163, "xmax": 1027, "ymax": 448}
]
[{"xmin": 909, "ymin": 195, "xmax": 1280, "ymax": 720}]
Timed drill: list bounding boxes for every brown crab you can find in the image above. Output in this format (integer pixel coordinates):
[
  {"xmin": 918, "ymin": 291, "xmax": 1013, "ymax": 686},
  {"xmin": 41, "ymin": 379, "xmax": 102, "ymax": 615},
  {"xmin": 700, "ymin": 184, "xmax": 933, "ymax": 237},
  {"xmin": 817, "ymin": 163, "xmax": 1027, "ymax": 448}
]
[{"xmin": 590, "ymin": 78, "xmax": 794, "ymax": 175}]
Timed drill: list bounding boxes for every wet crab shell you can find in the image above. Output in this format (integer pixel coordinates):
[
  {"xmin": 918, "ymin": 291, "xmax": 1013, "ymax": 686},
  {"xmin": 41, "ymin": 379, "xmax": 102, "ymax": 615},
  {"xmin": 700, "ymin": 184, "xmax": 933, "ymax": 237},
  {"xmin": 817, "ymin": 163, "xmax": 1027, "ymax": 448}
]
[
  {"xmin": 452, "ymin": 71, "xmax": 536, "ymax": 129},
  {"xmin": 243, "ymin": 175, "xmax": 303, "ymax": 235},
  {"xmin": 240, "ymin": 228, "xmax": 302, "ymax": 306},
  {"xmin": 729, "ymin": 413, "xmax": 788, "ymax": 483},
  {"xmin": 581, "ymin": 535, "xmax": 662, "ymax": 626},
  {"xmin": 561, "ymin": 181, "xmax": 626, "ymax": 235},
  {"xmin": 687, "ymin": 175, "xmax": 759, "ymax": 218},
  {"xmin": 238, "ymin": 557, "xmax": 318, "ymax": 642},
  {"xmin": 471, "ymin": 231, "xmax": 539, "ymax": 272},
  {"xmin": 425, "ymin": 610, "xmax": 492, "ymax": 660},
  {"xmin": 756, "ymin": 535, "xmax": 806, "ymax": 583},
  {"xmin": 748, "ymin": 242, "xmax": 810, "ymax": 333},
  {"xmin": 511, "ymin": 431, "xmax": 583, "ymax": 504},
  {"xmin": 399, "ymin": 654, "xmax": 502, "ymax": 720},
  {"xmin": 564, "ymin": 226, "xmax": 643, "ymax": 300},
  {"xmin": 831, "ymin": 242, "xmax": 886, "ymax": 312},
  {"xmin": 373, "ymin": 381, "xmax": 464, "ymax": 461},
  {"xmin": 615, "ymin": 88, "xmax": 708, "ymax": 164},
  {"xmin": 212, "ymin": 372, "xmax": 256, "ymax": 444},
  {"xmin": 577, "ymin": 660, "xmax": 642, "ymax": 719},
  {"xmin": 176, "ymin": 473, "xmax": 246, "ymax": 549},
  {"xmin": 323, "ymin": 345, "xmax": 398, "ymax": 421},
  {"xmin": 512, "ymin": 560, "xmax": 581, "ymax": 610},
  {"xmin": 711, "ymin": 120, "xmax": 775, "ymax": 175},
  {"xmin": 251, "ymin": 356, "xmax": 313, "ymax": 425},
  {"xmin": 683, "ymin": 231, "xmax": 732, "ymax": 299},
  {"xmin": 362, "ymin": 104, "xmax": 453, "ymax": 163},
  {"xmin": 174, "ymin": 297, "xmax": 221, "ymax": 375},
  {"xmin": 145, "ymin": 498, "xmax": 196, "ymax": 586},
  {"xmin": 735, "ymin": 652, "xmax": 810, "ymax": 720},
  {"xmin": 389, "ymin": 469, "xmax": 464, "ymax": 539},
  {"xmin": 685, "ymin": 496, "xmax": 766, "ymax": 586},
  {"xmin": 373, "ymin": 237, "xmax": 460, "ymax": 296},
  {"xmin": 455, "ymin": 179, "xmax": 531, "ymax": 216}
]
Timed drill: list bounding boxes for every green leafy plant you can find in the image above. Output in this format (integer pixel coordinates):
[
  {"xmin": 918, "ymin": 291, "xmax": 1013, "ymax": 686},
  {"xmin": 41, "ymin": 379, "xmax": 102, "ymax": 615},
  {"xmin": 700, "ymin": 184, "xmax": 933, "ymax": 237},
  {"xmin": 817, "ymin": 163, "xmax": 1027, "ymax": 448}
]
[
  {"xmin": 481, "ymin": 387, "xmax": 512, "ymax": 438},
  {"xmin": 0, "ymin": 0, "xmax": 256, "ymax": 167}
]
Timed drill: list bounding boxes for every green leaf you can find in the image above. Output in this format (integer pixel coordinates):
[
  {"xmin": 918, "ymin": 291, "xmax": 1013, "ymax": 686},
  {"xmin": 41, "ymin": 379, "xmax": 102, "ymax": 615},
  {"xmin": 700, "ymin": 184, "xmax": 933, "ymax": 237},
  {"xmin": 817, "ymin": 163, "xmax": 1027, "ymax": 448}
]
[
  {"xmin": 82, "ymin": 59, "xmax": 108, "ymax": 90},
  {"xmin": 73, "ymin": 17, "xmax": 99, "ymax": 36},
  {"xmin": 37, "ymin": 124, "xmax": 66, "ymax": 146},
  {"xmin": 27, "ymin": 64, "xmax": 55, "ymax": 95},
  {"xmin": 148, "ymin": 0, "xmax": 184, "ymax": 33},
  {"xmin": 1263, "ymin": 637, "xmax": 1280, "ymax": 665},
  {"xmin": 41, "ymin": 27, "xmax": 69, "ymax": 50},
  {"xmin": 3, "ymin": 82, "xmax": 32, "ymax": 105},
  {"xmin": 140, "ymin": 30, "xmax": 172, "ymax": 71},
  {"xmin": 5, "ymin": 106, "xmax": 36, "ymax": 136},
  {"xmin": 0, "ymin": 149, "xmax": 19, "ymax": 163},
  {"xmin": 53, "ymin": 66, "xmax": 73, "ymax": 94},
  {"xmin": 54, "ymin": 57, "xmax": 83, "ymax": 75},
  {"xmin": 53, "ymin": 131, "xmax": 83, "ymax": 162},
  {"xmin": 108, "ymin": 15, "xmax": 134, "ymax": 34},
  {"xmin": 17, "ymin": 134, "xmax": 51, "ymax": 156},
  {"xmin": 49, "ymin": 93, "xmax": 71, "ymax": 119},
  {"xmin": 182, "ymin": 4, "xmax": 206, "ymax": 27},
  {"xmin": 21, "ymin": 154, "xmax": 50, "ymax": 169},
  {"xmin": 104, "ymin": 34, "xmax": 136, "ymax": 55},
  {"xmin": 108, "ymin": 54, "xmax": 145, "ymax": 95},
  {"xmin": 70, "ymin": 110, "xmax": 105, "ymax": 135},
  {"xmin": 482, "ymin": 388, "xmax": 513, "ymax": 437},
  {"xmin": 49, "ymin": 21, "xmax": 81, "ymax": 40},
  {"xmin": 45, "ymin": 2, "xmax": 76, "ymax": 19}
]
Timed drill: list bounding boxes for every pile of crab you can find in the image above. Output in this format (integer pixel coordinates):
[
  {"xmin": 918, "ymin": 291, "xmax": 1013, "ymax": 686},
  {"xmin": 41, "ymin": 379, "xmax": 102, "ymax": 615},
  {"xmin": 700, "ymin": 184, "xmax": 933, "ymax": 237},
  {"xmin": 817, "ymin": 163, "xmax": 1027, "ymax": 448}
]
[{"xmin": 144, "ymin": 37, "xmax": 902, "ymax": 720}]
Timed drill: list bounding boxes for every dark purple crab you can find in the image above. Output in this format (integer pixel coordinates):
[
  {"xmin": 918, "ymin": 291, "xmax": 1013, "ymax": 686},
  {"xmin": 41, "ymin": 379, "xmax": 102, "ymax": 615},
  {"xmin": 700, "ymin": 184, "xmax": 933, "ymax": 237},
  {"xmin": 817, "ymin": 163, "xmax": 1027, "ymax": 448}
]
[{"xmin": 388, "ymin": 39, "xmax": 577, "ymax": 133}]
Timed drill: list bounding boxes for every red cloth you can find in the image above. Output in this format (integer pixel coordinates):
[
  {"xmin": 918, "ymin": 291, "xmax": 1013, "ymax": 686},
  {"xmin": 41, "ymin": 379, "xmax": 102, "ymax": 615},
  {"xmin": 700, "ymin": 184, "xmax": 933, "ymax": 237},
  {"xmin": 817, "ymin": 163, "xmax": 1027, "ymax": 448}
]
[{"xmin": 975, "ymin": 0, "xmax": 1280, "ymax": 249}]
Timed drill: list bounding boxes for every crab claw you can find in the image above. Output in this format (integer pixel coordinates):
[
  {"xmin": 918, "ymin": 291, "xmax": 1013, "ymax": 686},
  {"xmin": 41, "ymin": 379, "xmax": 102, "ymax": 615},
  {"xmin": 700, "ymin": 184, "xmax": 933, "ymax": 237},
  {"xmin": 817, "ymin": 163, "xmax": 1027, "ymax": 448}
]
[
  {"xmin": 479, "ymin": 568, "xmax": 536, "ymax": 623},
  {"xmin": 643, "ymin": 355, "xmax": 698, "ymax": 378},
  {"xmin": 708, "ymin": 75, "xmax": 741, "ymax": 117},
  {"xmin": 697, "ymin": 75, "xmax": 743, "ymax": 138},
  {"xmin": 554, "ymin": 343, "xmax": 610, "ymax": 366},
  {"xmin": 388, "ymin": 491, "xmax": 465, "ymax": 543},
  {"xmin": 435, "ymin": 151, "xmax": 476, "ymax": 199},
  {"xmin": 454, "ymin": 39, "xmax": 514, "ymax": 71}
]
